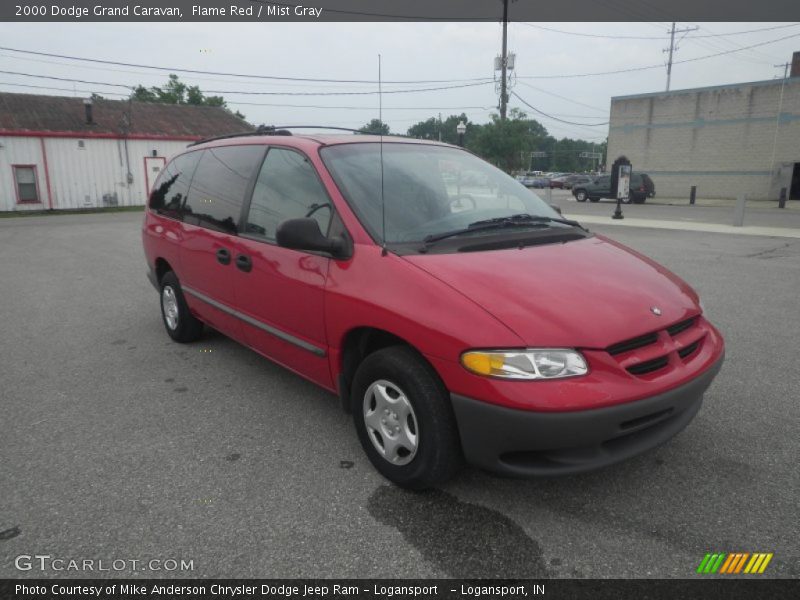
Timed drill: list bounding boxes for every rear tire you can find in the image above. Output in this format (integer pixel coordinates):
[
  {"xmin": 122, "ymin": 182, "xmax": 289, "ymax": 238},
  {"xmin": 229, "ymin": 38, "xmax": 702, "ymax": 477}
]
[
  {"xmin": 352, "ymin": 346, "xmax": 461, "ymax": 489},
  {"xmin": 160, "ymin": 271, "xmax": 204, "ymax": 343},
  {"xmin": 575, "ymin": 190, "xmax": 587, "ymax": 202}
]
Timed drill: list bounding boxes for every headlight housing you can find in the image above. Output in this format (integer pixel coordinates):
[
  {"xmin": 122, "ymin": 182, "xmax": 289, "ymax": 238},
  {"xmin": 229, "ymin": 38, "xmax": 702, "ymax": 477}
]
[{"xmin": 461, "ymin": 349, "xmax": 588, "ymax": 380}]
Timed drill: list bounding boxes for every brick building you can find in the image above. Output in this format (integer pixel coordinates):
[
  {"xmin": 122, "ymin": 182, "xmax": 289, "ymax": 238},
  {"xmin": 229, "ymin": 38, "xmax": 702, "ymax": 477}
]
[{"xmin": 607, "ymin": 54, "xmax": 800, "ymax": 201}]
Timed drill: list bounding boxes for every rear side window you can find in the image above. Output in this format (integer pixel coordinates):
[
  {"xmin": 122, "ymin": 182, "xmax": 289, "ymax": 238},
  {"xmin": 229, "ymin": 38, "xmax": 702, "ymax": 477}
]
[
  {"xmin": 183, "ymin": 145, "xmax": 265, "ymax": 234},
  {"xmin": 244, "ymin": 147, "xmax": 332, "ymax": 242},
  {"xmin": 149, "ymin": 151, "xmax": 201, "ymax": 219}
]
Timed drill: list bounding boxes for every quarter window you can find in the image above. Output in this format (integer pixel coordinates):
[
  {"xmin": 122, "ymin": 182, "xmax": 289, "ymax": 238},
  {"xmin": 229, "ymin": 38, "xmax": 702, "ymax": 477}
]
[
  {"xmin": 183, "ymin": 145, "xmax": 265, "ymax": 234},
  {"xmin": 245, "ymin": 148, "xmax": 332, "ymax": 242},
  {"xmin": 13, "ymin": 166, "xmax": 40, "ymax": 203},
  {"xmin": 148, "ymin": 151, "xmax": 202, "ymax": 220}
]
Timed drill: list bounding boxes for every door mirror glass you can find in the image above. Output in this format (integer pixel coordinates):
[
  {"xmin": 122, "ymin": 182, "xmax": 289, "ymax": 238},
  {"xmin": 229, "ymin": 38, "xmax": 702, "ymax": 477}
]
[{"xmin": 276, "ymin": 218, "xmax": 348, "ymax": 258}]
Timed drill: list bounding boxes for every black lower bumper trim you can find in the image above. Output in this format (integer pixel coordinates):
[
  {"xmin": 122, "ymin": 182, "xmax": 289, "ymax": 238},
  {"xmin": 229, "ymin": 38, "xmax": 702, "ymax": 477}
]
[{"xmin": 451, "ymin": 354, "xmax": 723, "ymax": 477}]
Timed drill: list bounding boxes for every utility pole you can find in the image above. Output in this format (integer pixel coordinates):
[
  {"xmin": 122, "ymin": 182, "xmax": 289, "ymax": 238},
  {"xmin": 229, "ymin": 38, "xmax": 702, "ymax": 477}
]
[
  {"xmin": 664, "ymin": 22, "xmax": 698, "ymax": 92},
  {"xmin": 500, "ymin": 0, "xmax": 509, "ymax": 120}
]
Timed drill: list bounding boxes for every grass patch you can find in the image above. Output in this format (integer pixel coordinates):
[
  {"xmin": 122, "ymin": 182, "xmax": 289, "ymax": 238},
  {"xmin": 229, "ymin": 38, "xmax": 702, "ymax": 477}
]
[{"xmin": 0, "ymin": 205, "xmax": 145, "ymax": 218}]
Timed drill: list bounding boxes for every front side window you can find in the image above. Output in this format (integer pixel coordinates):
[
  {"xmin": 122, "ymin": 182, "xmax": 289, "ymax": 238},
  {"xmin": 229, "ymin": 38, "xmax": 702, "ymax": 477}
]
[
  {"xmin": 13, "ymin": 166, "xmax": 39, "ymax": 203},
  {"xmin": 183, "ymin": 145, "xmax": 265, "ymax": 234},
  {"xmin": 244, "ymin": 148, "xmax": 332, "ymax": 242},
  {"xmin": 321, "ymin": 143, "xmax": 562, "ymax": 246}
]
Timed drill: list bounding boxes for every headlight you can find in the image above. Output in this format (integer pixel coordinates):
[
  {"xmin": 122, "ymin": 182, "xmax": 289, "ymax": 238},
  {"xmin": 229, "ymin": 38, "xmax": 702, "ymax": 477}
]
[{"xmin": 460, "ymin": 349, "xmax": 588, "ymax": 380}]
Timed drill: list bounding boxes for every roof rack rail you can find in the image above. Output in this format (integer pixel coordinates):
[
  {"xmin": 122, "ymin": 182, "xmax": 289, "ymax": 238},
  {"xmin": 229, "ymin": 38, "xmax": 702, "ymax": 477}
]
[
  {"xmin": 187, "ymin": 125, "xmax": 292, "ymax": 147},
  {"xmin": 188, "ymin": 125, "xmax": 393, "ymax": 147}
]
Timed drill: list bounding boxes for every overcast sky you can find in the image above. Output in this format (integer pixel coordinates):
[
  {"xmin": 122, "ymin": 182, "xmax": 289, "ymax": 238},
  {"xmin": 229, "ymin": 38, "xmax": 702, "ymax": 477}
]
[{"xmin": 1, "ymin": 21, "xmax": 798, "ymax": 142}]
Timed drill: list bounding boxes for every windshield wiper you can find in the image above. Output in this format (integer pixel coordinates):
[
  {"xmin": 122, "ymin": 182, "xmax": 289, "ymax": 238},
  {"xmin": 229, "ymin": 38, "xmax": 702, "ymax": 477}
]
[
  {"xmin": 470, "ymin": 213, "xmax": 586, "ymax": 230},
  {"xmin": 421, "ymin": 213, "xmax": 585, "ymax": 246}
]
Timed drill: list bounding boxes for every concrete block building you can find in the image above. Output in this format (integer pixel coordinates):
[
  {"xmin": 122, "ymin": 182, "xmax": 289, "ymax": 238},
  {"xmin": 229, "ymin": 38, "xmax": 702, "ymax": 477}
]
[
  {"xmin": 0, "ymin": 92, "xmax": 252, "ymax": 212},
  {"xmin": 607, "ymin": 53, "xmax": 800, "ymax": 201}
]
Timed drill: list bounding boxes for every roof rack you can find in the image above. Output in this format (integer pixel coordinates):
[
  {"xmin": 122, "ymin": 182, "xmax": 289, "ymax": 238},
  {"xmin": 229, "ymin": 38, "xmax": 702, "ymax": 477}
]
[
  {"xmin": 188, "ymin": 125, "xmax": 374, "ymax": 147},
  {"xmin": 187, "ymin": 125, "xmax": 292, "ymax": 147}
]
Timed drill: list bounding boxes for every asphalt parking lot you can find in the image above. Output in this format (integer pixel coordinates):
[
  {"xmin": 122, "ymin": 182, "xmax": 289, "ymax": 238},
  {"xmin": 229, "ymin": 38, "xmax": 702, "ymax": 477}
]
[{"xmin": 1, "ymin": 211, "xmax": 798, "ymax": 579}]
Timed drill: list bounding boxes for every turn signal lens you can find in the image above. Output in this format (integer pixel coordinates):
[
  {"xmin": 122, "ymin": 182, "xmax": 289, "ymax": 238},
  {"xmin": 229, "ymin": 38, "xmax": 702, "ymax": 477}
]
[{"xmin": 460, "ymin": 349, "xmax": 588, "ymax": 380}]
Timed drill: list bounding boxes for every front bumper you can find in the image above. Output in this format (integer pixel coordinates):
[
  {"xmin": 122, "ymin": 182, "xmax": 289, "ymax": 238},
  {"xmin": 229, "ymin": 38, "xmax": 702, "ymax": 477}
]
[{"xmin": 451, "ymin": 353, "xmax": 723, "ymax": 477}]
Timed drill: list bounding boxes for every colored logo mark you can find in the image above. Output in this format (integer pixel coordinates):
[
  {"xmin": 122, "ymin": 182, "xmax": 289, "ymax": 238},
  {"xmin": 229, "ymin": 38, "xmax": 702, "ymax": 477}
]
[{"xmin": 697, "ymin": 552, "xmax": 773, "ymax": 574}]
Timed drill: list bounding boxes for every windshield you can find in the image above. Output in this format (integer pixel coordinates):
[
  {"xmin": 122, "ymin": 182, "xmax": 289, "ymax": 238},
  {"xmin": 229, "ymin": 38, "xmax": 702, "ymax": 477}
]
[{"xmin": 320, "ymin": 143, "xmax": 563, "ymax": 245}]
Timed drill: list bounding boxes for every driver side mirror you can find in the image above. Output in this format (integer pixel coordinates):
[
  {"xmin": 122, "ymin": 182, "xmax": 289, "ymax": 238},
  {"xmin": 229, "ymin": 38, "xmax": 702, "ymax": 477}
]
[{"xmin": 276, "ymin": 218, "xmax": 349, "ymax": 259}]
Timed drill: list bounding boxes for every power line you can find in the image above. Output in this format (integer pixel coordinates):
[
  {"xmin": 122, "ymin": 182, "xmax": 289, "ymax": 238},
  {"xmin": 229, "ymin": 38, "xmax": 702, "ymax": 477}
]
[
  {"xmin": 516, "ymin": 22, "xmax": 800, "ymax": 40},
  {"xmin": 0, "ymin": 69, "xmax": 494, "ymax": 96},
  {"xmin": 511, "ymin": 91, "xmax": 609, "ymax": 126},
  {"xmin": 0, "ymin": 51, "xmax": 434, "ymax": 90},
  {"xmin": 228, "ymin": 101, "xmax": 495, "ymax": 110},
  {"xmin": 0, "ymin": 81, "xmax": 498, "ymax": 114},
  {"xmin": 515, "ymin": 31, "xmax": 800, "ymax": 79},
  {"xmin": 0, "ymin": 70, "xmax": 132, "ymax": 89},
  {"xmin": 515, "ymin": 81, "xmax": 607, "ymax": 113},
  {"xmin": 203, "ymin": 81, "xmax": 493, "ymax": 96},
  {"xmin": 0, "ymin": 81, "xmax": 130, "ymax": 96},
  {"xmin": 0, "ymin": 45, "xmax": 493, "ymax": 85}
]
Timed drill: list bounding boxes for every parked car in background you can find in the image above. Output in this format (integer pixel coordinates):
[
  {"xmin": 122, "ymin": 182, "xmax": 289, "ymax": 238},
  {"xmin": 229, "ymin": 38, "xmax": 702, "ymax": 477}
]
[
  {"xmin": 549, "ymin": 174, "xmax": 573, "ymax": 189},
  {"xmin": 518, "ymin": 173, "xmax": 551, "ymax": 188},
  {"xmin": 529, "ymin": 177, "xmax": 550, "ymax": 188},
  {"xmin": 563, "ymin": 174, "xmax": 593, "ymax": 190},
  {"xmin": 572, "ymin": 173, "xmax": 656, "ymax": 204}
]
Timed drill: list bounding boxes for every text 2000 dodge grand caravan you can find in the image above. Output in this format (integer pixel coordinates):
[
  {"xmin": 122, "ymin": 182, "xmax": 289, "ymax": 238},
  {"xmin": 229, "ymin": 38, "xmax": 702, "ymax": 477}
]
[{"xmin": 142, "ymin": 131, "xmax": 724, "ymax": 489}]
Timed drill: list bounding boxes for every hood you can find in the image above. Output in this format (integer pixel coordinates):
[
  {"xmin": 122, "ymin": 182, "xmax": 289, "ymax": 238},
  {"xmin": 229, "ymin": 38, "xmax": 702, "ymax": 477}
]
[{"xmin": 403, "ymin": 235, "xmax": 700, "ymax": 349}]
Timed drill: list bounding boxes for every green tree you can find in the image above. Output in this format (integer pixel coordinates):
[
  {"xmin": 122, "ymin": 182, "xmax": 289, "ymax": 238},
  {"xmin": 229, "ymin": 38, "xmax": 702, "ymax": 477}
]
[
  {"xmin": 358, "ymin": 119, "xmax": 390, "ymax": 135},
  {"xmin": 466, "ymin": 108, "xmax": 549, "ymax": 173},
  {"xmin": 407, "ymin": 113, "xmax": 475, "ymax": 145},
  {"xmin": 530, "ymin": 137, "xmax": 608, "ymax": 173},
  {"xmin": 131, "ymin": 74, "xmax": 246, "ymax": 119}
]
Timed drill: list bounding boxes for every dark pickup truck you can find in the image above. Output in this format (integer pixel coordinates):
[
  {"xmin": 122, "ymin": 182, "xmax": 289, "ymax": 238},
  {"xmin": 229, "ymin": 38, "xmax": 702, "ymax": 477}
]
[{"xmin": 572, "ymin": 173, "xmax": 655, "ymax": 204}]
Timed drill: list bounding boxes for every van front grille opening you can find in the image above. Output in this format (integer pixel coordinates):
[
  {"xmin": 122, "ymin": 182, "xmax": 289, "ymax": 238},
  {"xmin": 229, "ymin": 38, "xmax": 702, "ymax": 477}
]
[
  {"xmin": 607, "ymin": 332, "xmax": 658, "ymax": 356},
  {"xmin": 626, "ymin": 356, "xmax": 669, "ymax": 375}
]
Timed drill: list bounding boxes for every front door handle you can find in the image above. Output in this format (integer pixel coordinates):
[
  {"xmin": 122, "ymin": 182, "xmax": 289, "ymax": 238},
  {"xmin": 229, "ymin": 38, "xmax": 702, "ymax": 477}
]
[
  {"xmin": 235, "ymin": 254, "xmax": 252, "ymax": 273},
  {"xmin": 216, "ymin": 248, "xmax": 231, "ymax": 265}
]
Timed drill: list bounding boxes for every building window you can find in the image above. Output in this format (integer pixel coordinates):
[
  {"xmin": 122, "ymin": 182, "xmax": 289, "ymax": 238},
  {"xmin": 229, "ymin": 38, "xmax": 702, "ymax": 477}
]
[{"xmin": 13, "ymin": 165, "xmax": 40, "ymax": 204}]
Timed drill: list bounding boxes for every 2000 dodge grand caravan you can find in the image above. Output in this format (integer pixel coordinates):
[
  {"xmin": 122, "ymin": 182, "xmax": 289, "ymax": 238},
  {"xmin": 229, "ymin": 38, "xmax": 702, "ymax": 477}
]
[{"xmin": 142, "ymin": 130, "xmax": 724, "ymax": 489}]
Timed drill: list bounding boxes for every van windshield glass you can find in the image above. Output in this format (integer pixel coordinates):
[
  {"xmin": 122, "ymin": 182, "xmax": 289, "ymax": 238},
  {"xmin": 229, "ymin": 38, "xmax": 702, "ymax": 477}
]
[{"xmin": 320, "ymin": 143, "xmax": 563, "ymax": 245}]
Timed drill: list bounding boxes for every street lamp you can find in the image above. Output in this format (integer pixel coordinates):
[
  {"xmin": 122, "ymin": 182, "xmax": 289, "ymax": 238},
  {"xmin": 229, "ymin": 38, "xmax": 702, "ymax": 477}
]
[{"xmin": 456, "ymin": 120, "xmax": 466, "ymax": 147}]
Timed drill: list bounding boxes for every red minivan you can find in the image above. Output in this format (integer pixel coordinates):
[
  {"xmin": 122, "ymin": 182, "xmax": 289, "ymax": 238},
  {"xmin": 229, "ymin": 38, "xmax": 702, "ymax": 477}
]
[{"xmin": 142, "ymin": 130, "xmax": 724, "ymax": 489}]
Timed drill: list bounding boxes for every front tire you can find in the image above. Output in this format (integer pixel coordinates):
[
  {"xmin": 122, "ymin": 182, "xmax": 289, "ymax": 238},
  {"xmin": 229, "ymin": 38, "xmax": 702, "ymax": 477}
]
[
  {"xmin": 575, "ymin": 190, "xmax": 587, "ymax": 202},
  {"xmin": 160, "ymin": 271, "xmax": 204, "ymax": 343},
  {"xmin": 352, "ymin": 346, "xmax": 461, "ymax": 489}
]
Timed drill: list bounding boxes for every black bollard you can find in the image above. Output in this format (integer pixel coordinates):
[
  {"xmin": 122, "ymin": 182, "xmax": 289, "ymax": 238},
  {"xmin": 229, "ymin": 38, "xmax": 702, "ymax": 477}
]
[{"xmin": 690, "ymin": 185, "xmax": 697, "ymax": 205}]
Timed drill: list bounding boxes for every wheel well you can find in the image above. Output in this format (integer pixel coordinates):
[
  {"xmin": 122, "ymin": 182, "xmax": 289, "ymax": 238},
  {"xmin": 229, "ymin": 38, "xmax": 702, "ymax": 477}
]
[
  {"xmin": 155, "ymin": 258, "xmax": 172, "ymax": 284},
  {"xmin": 338, "ymin": 328, "xmax": 410, "ymax": 413}
]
